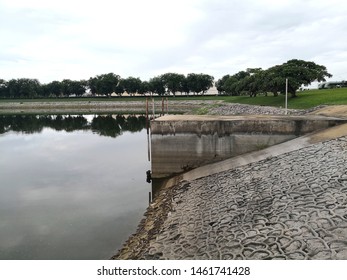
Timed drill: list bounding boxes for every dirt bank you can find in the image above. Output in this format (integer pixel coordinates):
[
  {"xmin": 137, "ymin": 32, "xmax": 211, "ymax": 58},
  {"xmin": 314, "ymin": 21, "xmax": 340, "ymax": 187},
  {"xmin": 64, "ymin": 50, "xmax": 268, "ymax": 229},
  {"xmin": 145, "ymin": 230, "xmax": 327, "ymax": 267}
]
[{"xmin": 0, "ymin": 100, "xmax": 217, "ymax": 114}]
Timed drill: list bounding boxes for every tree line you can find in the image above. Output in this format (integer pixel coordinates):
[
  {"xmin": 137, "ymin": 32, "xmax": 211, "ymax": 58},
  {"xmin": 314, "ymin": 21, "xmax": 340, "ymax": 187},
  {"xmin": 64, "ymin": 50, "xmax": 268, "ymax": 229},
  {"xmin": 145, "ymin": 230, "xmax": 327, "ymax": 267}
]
[
  {"xmin": 0, "ymin": 73, "xmax": 214, "ymax": 99},
  {"xmin": 0, "ymin": 59, "xmax": 333, "ymax": 99}
]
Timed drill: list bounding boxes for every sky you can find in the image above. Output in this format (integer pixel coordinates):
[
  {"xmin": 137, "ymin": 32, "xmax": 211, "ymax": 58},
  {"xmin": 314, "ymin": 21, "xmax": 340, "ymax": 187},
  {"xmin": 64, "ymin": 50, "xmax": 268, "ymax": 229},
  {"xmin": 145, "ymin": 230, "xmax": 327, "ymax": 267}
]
[{"xmin": 1, "ymin": 0, "xmax": 347, "ymax": 84}]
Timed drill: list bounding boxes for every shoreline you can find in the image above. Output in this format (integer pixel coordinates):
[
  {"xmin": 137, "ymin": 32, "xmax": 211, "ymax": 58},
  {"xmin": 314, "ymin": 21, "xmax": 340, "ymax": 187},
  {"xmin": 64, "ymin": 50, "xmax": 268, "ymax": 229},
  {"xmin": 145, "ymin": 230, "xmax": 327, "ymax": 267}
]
[
  {"xmin": 111, "ymin": 177, "xmax": 180, "ymax": 259},
  {"xmin": 0, "ymin": 100, "xmax": 219, "ymax": 115},
  {"xmin": 0, "ymin": 100, "xmax": 326, "ymax": 115}
]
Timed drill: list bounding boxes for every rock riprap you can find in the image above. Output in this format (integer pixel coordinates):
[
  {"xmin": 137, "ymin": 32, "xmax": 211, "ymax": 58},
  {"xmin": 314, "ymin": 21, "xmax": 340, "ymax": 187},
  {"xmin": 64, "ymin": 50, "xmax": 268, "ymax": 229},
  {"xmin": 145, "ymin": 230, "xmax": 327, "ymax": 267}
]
[{"xmin": 208, "ymin": 103, "xmax": 325, "ymax": 116}]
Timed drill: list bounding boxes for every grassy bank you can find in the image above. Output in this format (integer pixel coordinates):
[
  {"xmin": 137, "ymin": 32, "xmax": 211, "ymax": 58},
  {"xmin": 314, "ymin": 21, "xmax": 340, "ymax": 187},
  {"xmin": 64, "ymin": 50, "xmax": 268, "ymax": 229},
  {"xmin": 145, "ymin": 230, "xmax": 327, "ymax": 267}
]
[
  {"xmin": 174, "ymin": 88, "xmax": 347, "ymax": 109},
  {"xmin": 220, "ymin": 88, "xmax": 347, "ymax": 109},
  {"xmin": 0, "ymin": 88, "xmax": 346, "ymax": 109}
]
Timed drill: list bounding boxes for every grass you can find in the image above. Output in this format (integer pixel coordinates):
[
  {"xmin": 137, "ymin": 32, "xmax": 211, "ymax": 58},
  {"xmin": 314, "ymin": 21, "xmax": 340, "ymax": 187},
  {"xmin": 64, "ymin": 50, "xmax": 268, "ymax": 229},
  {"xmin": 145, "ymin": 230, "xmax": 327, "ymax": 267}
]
[
  {"xmin": 192, "ymin": 106, "xmax": 210, "ymax": 115},
  {"xmin": 173, "ymin": 88, "xmax": 347, "ymax": 109},
  {"xmin": 1, "ymin": 88, "xmax": 346, "ymax": 109},
  {"xmin": 220, "ymin": 88, "xmax": 347, "ymax": 109}
]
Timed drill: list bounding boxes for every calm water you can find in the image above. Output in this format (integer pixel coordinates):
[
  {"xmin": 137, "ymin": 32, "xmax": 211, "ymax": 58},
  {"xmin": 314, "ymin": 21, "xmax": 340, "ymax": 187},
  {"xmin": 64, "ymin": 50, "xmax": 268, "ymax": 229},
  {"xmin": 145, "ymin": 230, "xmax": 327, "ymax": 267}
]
[{"xmin": 0, "ymin": 115, "xmax": 150, "ymax": 260}]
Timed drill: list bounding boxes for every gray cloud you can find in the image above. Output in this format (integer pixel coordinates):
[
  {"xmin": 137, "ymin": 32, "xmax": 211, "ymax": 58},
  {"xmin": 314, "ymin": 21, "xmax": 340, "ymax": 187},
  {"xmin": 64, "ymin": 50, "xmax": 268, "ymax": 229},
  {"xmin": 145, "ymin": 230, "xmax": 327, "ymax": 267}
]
[{"xmin": 1, "ymin": 0, "xmax": 347, "ymax": 82}]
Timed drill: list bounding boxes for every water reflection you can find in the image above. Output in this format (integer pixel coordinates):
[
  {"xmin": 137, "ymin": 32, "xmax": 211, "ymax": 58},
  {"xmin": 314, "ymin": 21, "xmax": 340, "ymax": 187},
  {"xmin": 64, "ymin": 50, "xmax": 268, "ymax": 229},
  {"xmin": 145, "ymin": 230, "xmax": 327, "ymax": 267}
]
[
  {"xmin": 0, "ymin": 114, "xmax": 146, "ymax": 137},
  {"xmin": 0, "ymin": 114, "xmax": 149, "ymax": 260}
]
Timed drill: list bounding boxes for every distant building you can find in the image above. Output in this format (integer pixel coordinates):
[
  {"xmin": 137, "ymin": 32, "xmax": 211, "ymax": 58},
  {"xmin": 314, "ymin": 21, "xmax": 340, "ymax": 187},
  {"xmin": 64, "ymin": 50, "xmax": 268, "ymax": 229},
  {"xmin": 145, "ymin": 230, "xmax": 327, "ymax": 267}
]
[{"xmin": 318, "ymin": 81, "xmax": 347, "ymax": 89}]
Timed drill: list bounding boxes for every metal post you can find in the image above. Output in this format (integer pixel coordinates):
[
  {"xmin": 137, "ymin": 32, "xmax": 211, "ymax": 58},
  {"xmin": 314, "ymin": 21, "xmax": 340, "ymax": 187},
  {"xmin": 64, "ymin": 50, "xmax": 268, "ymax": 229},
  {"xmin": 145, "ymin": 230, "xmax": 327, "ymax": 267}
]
[
  {"xmin": 147, "ymin": 133, "xmax": 151, "ymax": 161},
  {"xmin": 166, "ymin": 97, "xmax": 168, "ymax": 114},
  {"xmin": 162, "ymin": 97, "xmax": 164, "ymax": 116},
  {"xmin": 146, "ymin": 98, "xmax": 149, "ymax": 134},
  {"xmin": 152, "ymin": 97, "xmax": 155, "ymax": 119},
  {"xmin": 285, "ymin": 78, "xmax": 288, "ymax": 115}
]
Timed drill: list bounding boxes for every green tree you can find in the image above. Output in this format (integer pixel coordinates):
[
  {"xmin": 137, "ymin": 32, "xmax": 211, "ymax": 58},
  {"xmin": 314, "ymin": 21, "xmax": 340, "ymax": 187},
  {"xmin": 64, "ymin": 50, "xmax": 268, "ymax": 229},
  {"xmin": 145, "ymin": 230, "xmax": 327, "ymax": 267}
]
[
  {"xmin": 137, "ymin": 81, "xmax": 150, "ymax": 95},
  {"xmin": 59, "ymin": 79, "xmax": 86, "ymax": 97},
  {"xmin": 261, "ymin": 66, "xmax": 283, "ymax": 97},
  {"xmin": 95, "ymin": 73, "xmax": 120, "ymax": 96},
  {"xmin": 237, "ymin": 68, "xmax": 264, "ymax": 97},
  {"xmin": 44, "ymin": 81, "xmax": 63, "ymax": 97},
  {"xmin": 264, "ymin": 59, "xmax": 332, "ymax": 97},
  {"xmin": 186, "ymin": 73, "xmax": 214, "ymax": 95},
  {"xmin": 114, "ymin": 84, "xmax": 124, "ymax": 96},
  {"xmin": 119, "ymin": 77, "xmax": 142, "ymax": 96},
  {"xmin": 0, "ymin": 79, "xmax": 8, "ymax": 98},
  {"xmin": 180, "ymin": 76, "xmax": 190, "ymax": 95},
  {"xmin": 149, "ymin": 76, "xmax": 166, "ymax": 96},
  {"xmin": 215, "ymin": 75, "xmax": 230, "ymax": 94},
  {"xmin": 161, "ymin": 73, "xmax": 186, "ymax": 96},
  {"xmin": 88, "ymin": 77, "xmax": 98, "ymax": 96},
  {"xmin": 7, "ymin": 78, "xmax": 42, "ymax": 98},
  {"xmin": 6, "ymin": 79, "xmax": 18, "ymax": 98},
  {"xmin": 61, "ymin": 79, "xmax": 72, "ymax": 96},
  {"xmin": 71, "ymin": 80, "xmax": 86, "ymax": 96}
]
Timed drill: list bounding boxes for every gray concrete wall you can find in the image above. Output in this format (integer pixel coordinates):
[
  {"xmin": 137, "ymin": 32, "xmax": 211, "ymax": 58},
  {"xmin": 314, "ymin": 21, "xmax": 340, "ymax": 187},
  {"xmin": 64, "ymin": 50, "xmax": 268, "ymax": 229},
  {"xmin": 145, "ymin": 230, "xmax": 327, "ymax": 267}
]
[
  {"xmin": 150, "ymin": 115, "xmax": 347, "ymax": 178},
  {"xmin": 151, "ymin": 133, "xmax": 296, "ymax": 177}
]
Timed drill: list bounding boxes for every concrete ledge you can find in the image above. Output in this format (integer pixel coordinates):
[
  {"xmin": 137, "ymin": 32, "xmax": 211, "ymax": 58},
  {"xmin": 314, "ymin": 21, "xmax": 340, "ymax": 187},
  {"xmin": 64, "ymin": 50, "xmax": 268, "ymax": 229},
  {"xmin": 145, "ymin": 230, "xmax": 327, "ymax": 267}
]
[{"xmin": 151, "ymin": 115, "xmax": 347, "ymax": 136}]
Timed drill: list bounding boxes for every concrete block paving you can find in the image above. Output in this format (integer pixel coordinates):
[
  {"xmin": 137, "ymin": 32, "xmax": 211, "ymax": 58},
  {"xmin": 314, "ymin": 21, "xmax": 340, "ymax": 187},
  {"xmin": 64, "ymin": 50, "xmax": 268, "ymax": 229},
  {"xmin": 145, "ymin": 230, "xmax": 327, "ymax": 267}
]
[{"xmin": 144, "ymin": 136, "xmax": 347, "ymax": 259}]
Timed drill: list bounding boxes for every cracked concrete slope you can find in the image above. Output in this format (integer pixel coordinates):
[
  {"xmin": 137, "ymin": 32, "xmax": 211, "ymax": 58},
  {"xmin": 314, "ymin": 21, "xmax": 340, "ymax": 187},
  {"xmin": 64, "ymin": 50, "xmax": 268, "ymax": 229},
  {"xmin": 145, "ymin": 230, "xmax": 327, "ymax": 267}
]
[{"xmin": 141, "ymin": 123, "xmax": 347, "ymax": 260}]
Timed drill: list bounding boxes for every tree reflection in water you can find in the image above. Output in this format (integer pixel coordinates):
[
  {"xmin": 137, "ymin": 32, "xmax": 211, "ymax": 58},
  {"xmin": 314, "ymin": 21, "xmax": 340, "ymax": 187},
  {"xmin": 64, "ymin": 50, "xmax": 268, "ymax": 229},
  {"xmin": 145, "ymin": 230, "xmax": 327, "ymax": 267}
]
[{"xmin": 0, "ymin": 114, "xmax": 147, "ymax": 137}]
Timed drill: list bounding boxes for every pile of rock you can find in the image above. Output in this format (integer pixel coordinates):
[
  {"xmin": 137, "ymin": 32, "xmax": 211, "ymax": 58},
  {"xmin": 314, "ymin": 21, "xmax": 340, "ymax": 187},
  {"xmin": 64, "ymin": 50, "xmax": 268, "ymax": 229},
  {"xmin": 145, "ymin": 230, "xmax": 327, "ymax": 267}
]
[{"xmin": 208, "ymin": 103, "xmax": 326, "ymax": 116}]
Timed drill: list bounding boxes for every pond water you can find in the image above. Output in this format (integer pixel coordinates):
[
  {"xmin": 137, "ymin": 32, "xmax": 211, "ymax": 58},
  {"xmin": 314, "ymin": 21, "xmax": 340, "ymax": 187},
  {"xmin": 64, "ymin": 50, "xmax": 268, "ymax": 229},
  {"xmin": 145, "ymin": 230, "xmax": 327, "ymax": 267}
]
[{"xmin": 0, "ymin": 114, "xmax": 150, "ymax": 260}]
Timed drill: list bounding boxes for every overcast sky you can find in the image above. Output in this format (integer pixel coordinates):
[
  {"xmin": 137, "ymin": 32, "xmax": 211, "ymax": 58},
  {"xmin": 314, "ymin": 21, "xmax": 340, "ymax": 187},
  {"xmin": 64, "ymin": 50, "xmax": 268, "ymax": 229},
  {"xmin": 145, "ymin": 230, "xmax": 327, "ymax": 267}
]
[{"xmin": 1, "ymin": 0, "xmax": 347, "ymax": 84}]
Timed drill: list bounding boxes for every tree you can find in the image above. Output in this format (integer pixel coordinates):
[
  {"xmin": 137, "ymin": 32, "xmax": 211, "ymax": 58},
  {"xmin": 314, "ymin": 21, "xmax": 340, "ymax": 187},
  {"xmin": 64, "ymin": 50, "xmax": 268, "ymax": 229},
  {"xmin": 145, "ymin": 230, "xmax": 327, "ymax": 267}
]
[
  {"xmin": 161, "ymin": 73, "xmax": 185, "ymax": 96},
  {"xmin": 137, "ymin": 81, "xmax": 150, "ymax": 96},
  {"xmin": 119, "ymin": 77, "xmax": 142, "ymax": 96},
  {"xmin": 70, "ymin": 80, "xmax": 86, "ymax": 96},
  {"xmin": 238, "ymin": 68, "xmax": 264, "ymax": 97},
  {"xmin": 6, "ymin": 78, "xmax": 42, "ymax": 98},
  {"xmin": 264, "ymin": 59, "xmax": 332, "ymax": 97},
  {"xmin": 222, "ymin": 71, "xmax": 250, "ymax": 96},
  {"xmin": 44, "ymin": 81, "xmax": 63, "ymax": 97},
  {"xmin": 6, "ymin": 79, "xmax": 18, "ymax": 98},
  {"xmin": 186, "ymin": 73, "xmax": 214, "ymax": 95},
  {"xmin": 180, "ymin": 76, "xmax": 190, "ymax": 95},
  {"xmin": 215, "ymin": 75, "xmax": 230, "ymax": 94},
  {"xmin": 0, "ymin": 79, "xmax": 8, "ymax": 98},
  {"xmin": 88, "ymin": 77, "xmax": 98, "ymax": 96},
  {"xmin": 114, "ymin": 84, "xmax": 124, "ymax": 96},
  {"xmin": 95, "ymin": 73, "xmax": 120, "ymax": 96},
  {"xmin": 149, "ymin": 76, "xmax": 165, "ymax": 96},
  {"xmin": 261, "ymin": 66, "xmax": 284, "ymax": 97},
  {"xmin": 222, "ymin": 76, "xmax": 238, "ymax": 96},
  {"xmin": 60, "ymin": 79, "xmax": 72, "ymax": 96}
]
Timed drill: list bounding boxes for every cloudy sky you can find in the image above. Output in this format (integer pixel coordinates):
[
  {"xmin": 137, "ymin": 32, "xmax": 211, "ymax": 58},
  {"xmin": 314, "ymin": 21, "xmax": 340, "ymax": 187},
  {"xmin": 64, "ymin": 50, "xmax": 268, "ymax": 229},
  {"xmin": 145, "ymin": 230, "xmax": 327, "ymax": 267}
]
[{"xmin": 1, "ymin": 0, "xmax": 347, "ymax": 84}]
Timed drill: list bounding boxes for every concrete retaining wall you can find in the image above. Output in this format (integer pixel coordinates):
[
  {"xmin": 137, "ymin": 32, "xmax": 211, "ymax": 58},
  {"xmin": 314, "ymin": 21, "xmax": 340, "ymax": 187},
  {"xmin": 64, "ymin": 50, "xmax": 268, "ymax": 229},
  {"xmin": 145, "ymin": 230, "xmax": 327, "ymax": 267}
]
[{"xmin": 150, "ymin": 115, "xmax": 347, "ymax": 178}]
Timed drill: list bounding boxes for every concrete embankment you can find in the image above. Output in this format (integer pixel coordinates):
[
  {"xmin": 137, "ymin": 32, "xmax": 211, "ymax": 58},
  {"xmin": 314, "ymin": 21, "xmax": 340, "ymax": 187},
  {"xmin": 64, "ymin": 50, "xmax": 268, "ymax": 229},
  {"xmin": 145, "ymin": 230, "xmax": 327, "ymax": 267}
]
[
  {"xmin": 144, "ymin": 133, "xmax": 347, "ymax": 260},
  {"xmin": 114, "ymin": 123, "xmax": 347, "ymax": 260},
  {"xmin": 113, "ymin": 106, "xmax": 347, "ymax": 260}
]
